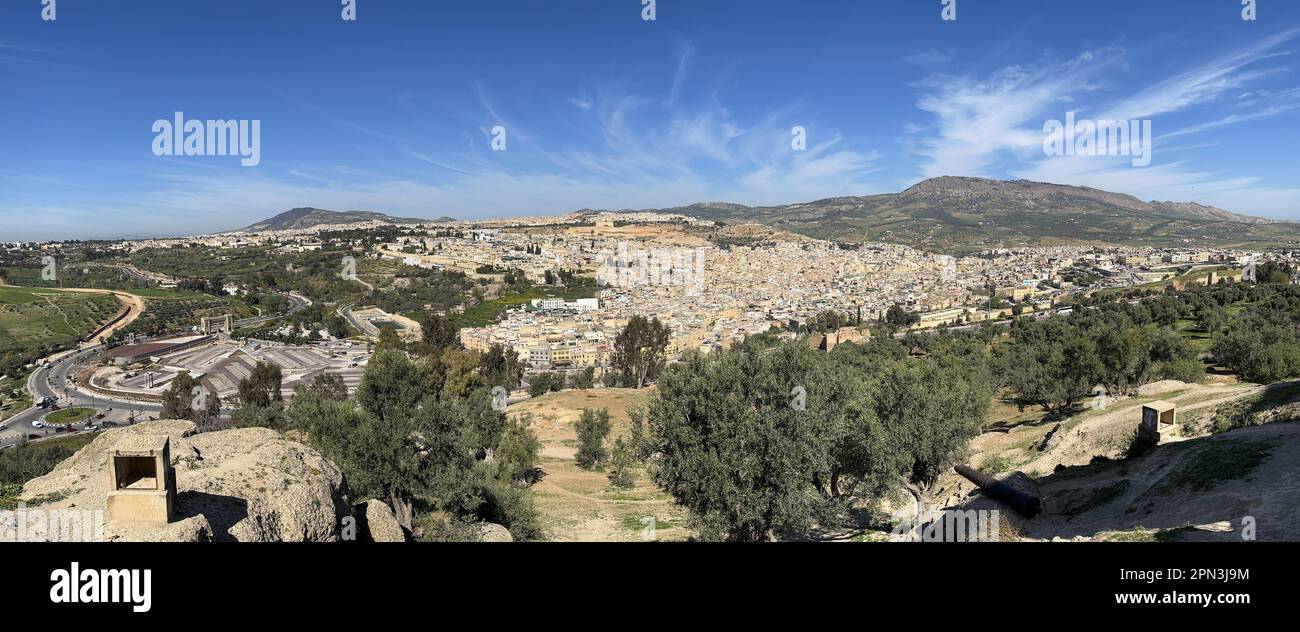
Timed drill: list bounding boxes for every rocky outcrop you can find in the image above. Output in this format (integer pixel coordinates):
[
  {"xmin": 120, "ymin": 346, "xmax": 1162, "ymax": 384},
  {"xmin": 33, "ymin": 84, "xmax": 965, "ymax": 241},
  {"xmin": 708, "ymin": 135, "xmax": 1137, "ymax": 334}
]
[
  {"xmin": 360, "ymin": 499, "xmax": 406, "ymax": 542},
  {"xmin": 17, "ymin": 420, "xmax": 349, "ymax": 542}
]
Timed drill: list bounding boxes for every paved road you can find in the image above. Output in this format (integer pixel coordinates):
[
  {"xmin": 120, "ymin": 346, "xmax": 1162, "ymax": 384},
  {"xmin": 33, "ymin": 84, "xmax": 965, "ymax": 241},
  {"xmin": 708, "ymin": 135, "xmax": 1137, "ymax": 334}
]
[
  {"xmin": 234, "ymin": 291, "xmax": 312, "ymax": 327},
  {"xmin": 337, "ymin": 303, "xmax": 379, "ymax": 338},
  {"xmin": 0, "ymin": 346, "xmax": 164, "ymax": 447}
]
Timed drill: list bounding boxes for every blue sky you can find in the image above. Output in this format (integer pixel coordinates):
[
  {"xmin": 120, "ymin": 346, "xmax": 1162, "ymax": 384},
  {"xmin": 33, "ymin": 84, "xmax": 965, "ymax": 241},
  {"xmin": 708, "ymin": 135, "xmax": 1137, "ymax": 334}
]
[{"xmin": 1, "ymin": 0, "xmax": 1299, "ymax": 240}]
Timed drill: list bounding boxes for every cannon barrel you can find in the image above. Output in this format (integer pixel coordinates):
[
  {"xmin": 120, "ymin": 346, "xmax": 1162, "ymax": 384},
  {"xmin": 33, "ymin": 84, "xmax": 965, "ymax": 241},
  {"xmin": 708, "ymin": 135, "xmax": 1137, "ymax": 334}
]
[{"xmin": 955, "ymin": 464, "xmax": 1043, "ymax": 518}]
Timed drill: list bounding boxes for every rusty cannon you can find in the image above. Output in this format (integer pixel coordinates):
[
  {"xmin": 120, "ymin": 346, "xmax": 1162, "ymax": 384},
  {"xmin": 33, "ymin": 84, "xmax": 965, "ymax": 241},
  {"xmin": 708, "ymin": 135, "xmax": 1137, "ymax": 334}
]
[{"xmin": 955, "ymin": 464, "xmax": 1043, "ymax": 518}]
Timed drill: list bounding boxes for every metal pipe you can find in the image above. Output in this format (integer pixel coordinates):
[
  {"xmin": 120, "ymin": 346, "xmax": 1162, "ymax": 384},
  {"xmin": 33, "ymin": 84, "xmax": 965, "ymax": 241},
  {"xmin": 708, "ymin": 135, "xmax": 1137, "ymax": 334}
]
[{"xmin": 955, "ymin": 464, "xmax": 1043, "ymax": 518}]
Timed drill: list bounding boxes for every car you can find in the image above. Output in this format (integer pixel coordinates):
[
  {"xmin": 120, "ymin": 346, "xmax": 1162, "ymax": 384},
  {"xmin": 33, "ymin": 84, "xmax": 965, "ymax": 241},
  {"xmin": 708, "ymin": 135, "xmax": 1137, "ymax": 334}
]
[
  {"xmin": 32, "ymin": 421, "xmax": 45, "ymax": 429},
  {"xmin": 55, "ymin": 425, "xmax": 68, "ymax": 433},
  {"xmin": 84, "ymin": 424, "xmax": 99, "ymax": 431},
  {"xmin": 95, "ymin": 413, "xmax": 106, "ymax": 420},
  {"xmin": 101, "ymin": 420, "xmax": 119, "ymax": 428}
]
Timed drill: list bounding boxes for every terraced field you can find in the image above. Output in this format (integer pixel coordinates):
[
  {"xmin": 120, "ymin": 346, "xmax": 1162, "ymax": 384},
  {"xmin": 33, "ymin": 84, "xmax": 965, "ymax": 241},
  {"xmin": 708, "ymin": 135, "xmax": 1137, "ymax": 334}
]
[{"xmin": 0, "ymin": 286, "xmax": 124, "ymax": 353}]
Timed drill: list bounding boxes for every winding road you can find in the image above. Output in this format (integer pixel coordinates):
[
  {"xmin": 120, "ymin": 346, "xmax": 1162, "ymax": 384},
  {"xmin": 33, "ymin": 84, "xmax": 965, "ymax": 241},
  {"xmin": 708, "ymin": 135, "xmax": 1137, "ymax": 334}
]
[{"xmin": 0, "ymin": 346, "xmax": 163, "ymax": 447}]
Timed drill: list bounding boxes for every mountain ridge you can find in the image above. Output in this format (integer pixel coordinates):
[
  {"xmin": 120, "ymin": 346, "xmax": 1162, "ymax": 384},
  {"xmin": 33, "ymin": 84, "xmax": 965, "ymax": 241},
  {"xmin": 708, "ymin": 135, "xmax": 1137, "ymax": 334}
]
[
  {"xmin": 237, "ymin": 207, "xmax": 454, "ymax": 232},
  {"xmin": 628, "ymin": 176, "xmax": 1296, "ymax": 254}
]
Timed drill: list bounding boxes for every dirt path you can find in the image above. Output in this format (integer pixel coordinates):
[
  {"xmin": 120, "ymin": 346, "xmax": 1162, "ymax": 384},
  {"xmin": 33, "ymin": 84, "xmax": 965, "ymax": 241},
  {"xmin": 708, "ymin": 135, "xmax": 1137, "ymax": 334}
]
[
  {"xmin": 953, "ymin": 378, "xmax": 1300, "ymax": 541},
  {"xmin": 968, "ymin": 380, "xmax": 1260, "ymax": 479},
  {"xmin": 535, "ymin": 479, "xmax": 667, "ymax": 505},
  {"xmin": 1028, "ymin": 422, "xmax": 1300, "ymax": 541},
  {"xmin": 55, "ymin": 288, "xmax": 146, "ymax": 346},
  {"xmin": 0, "ymin": 284, "xmax": 146, "ymax": 347}
]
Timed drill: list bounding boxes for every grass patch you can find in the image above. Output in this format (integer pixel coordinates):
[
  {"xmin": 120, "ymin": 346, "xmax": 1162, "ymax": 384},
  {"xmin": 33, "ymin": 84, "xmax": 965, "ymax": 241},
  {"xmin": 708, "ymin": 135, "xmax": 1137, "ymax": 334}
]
[
  {"xmin": 980, "ymin": 454, "xmax": 1014, "ymax": 475},
  {"xmin": 0, "ymin": 433, "xmax": 94, "ymax": 508},
  {"xmin": 1160, "ymin": 439, "xmax": 1279, "ymax": 494},
  {"xmin": 1060, "ymin": 480, "xmax": 1131, "ymax": 517},
  {"xmin": 0, "ymin": 286, "xmax": 123, "ymax": 353},
  {"xmin": 1098, "ymin": 525, "xmax": 1193, "ymax": 542},
  {"xmin": 456, "ymin": 287, "xmax": 596, "ymax": 328},
  {"xmin": 1210, "ymin": 382, "xmax": 1300, "ymax": 434},
  {"xmin": 45, "ymin": 407, "xmax": 95, "ymax": 425}
]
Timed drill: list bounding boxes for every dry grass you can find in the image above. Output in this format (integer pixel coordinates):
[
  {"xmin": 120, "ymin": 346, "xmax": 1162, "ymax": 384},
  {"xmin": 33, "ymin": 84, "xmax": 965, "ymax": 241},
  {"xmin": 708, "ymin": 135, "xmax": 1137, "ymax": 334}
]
[{"xmin": 507, "ymin": 387, "xmax": 691, "ymax": 541}]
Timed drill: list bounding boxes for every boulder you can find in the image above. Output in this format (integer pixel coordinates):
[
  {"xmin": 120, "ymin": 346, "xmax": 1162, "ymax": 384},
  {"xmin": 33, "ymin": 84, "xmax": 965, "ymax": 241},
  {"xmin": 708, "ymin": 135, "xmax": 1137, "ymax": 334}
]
[
  {"xmin": 18, "ymin": 420, "xmax": 348, "ymax": 542},
  {"xmin": 478, "ymin": 522, "xmax": 513, "ymax": 542},
  {"xmin": 362, "ymin": 499, "xmax": 406, "ymax": 542}
]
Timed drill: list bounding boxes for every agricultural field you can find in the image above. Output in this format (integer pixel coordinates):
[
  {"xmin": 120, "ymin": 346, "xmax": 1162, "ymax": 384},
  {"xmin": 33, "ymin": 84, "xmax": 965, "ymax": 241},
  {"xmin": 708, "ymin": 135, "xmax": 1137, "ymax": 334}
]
[
  {"xmin": 128, "ymin": 244, "xmax": 374, "ymax": 304},
  {"xmin": 0, "ymin": 261, "xmax": 161, "ymax": 291},
  {"xmin": 0, "ymin": 286, "xmax": 124, "ymax": 354},
  {"xmin": 118, "ymin": 295, "xmax": 256, "ymax": 339}
]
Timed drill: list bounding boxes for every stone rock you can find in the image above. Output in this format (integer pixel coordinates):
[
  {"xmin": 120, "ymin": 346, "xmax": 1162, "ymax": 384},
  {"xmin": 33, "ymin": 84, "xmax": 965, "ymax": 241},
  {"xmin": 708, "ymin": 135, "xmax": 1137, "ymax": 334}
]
[
  {"xmin": 139, "ymin": 515, "xmax": 214, "ymax": 542},
  {"xmin": 362, "ymin": 499, "xmax": 406, "ymax": 542},
  {"xmin": 19, "ymin": 420, "xmax": 348, "ymax": 542},
  {"xmin": 478, "ymin": 522, "xmax": 513, "ymax": 542}
]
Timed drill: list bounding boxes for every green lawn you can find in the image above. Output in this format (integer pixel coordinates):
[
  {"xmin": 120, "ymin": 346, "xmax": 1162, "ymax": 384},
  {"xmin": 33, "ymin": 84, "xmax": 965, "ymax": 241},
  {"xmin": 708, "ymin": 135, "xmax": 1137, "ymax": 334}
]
[{"xmin": 45, "ymin": 407, "xmax": 95, "ymax": 425}]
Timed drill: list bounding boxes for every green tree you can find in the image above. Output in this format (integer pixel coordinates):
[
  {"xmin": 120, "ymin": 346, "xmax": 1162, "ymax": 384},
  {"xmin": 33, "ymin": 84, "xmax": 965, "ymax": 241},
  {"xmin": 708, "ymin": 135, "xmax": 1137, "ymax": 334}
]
[
  {"xmin": 569, "ymin": 367, "xmax": 595, "ymax": 390},
  {"xmin": 613, "ymin": 315, "xmax": 671, "ymax": 388},
  {"xmin": 885, "ymin": 304, "xmax": 920, "ymax": 327},
  {"xmin": 606, "ymin": 436, "xmax": 636, "ymax": 489},
  {"xmin": 496, "ymin": 415, "xmax": 541, "ymax": 485},
  {"xmin": 481, "ymin": 344, "xmax": 525, "ymax": 391},
  {"xmin": 640, "ymin": 345, "xmax": 842, "ymax": 541},
  {"xmin": 574, "ymin": 407, "xmax": 611, "ymax": 470},
  {"xmin": 160, "ymin": 372, "xmax": 201, "ymax": 421},
  {"xmin": 237, "ymin": 361, "xmax": 283, "ymax": 409},
  {"xmin": 375, "ymin": 327, "xmax": 404, "ymax": 353},
  {"xmin": 1197, "ymin": 306, "xmax": 1228, "ymax": 334},
  {"xmin": 326, "ymin": 314, "xmax": 350, "ymax": 339},
  {"xmin": 417, "ymin": 312, "xmax": 460, "ymax": 352}
]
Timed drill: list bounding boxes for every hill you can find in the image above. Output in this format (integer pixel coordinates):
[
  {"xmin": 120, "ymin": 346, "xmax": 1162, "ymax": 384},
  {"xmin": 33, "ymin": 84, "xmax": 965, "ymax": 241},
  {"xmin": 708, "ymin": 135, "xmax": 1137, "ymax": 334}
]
[
  {"xmin": 238, "ymin": 207, "xmax": 453, "ymax": 232},
  {"xmin": 649, "ymin": 177, "xmax": 1300, "ymax": 254}
]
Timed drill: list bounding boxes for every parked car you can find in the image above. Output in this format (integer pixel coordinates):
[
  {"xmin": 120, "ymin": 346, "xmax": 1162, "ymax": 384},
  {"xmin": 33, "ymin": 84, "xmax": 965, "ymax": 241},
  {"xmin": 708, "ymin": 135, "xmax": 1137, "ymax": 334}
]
[{"xmin": 101, "ymin": 420, "xmax": 119, "ymax": 428}]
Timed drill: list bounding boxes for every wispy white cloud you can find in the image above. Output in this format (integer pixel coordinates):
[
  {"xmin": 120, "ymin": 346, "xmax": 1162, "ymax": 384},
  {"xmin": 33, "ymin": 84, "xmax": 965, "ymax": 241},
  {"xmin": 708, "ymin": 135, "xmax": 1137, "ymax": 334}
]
[
  {"xmin": 5, "ymin": 42, "xmax": 884, "ymax": 240},
  {"xmin": 909, "ymin": 31, "xmax": 1300, "ymax": 218}
]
